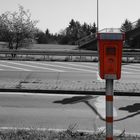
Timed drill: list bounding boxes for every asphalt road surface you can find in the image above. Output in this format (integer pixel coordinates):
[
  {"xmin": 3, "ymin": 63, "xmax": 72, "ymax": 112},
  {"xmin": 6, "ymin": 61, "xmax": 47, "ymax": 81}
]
[
  {"xmin": 0, "ymin": 93, "xmax": 139, "ymax": 135},
  {"xmin": 0, "ymin": 60, "xmax": 140, "ymax": 82},
  {"xmin": 0, "ymin": 60, "xmax": 140, "ymax": 135}
]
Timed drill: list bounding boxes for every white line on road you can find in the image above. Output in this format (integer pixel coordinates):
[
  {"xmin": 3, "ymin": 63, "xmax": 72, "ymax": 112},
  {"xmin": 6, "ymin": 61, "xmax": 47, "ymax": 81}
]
[
  {"xmin": 27, "ymin": 61, "xmax": 97, "ymax": 73},
  {"xmin": 122, "ymin": 67, "xmax": 140, "ymax": 72},
  {"xmin": 96, "ymin": 72, "xmax": 104, "ymax": 82},
  {"xmin": 2, "ymin": 61, "xmax": 65, "ymax": 72},
  {"xmin": 123, "ymin": 64, "xmax": 140, "ymax": 68},
  {"xmin": 81, "ymin": 62, "xmax": 98, "ymax": 66},
  {"xmin": 58, "ymin": 62, "xmax": 97, "ymax": 69},
  {"xmin": 121, "ymin": 70, "xmax": 132, "ymax": 74},
  {"xmin": 50, "ymin": 62, "xmax": 97, "ymax": 73},
  {"xmin": 0, "ymin": 64, "xmax": 31, "ymax": 71}
]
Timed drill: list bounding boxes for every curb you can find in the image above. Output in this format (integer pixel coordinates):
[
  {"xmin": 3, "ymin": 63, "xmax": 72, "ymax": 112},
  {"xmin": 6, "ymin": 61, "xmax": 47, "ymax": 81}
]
[{"xmin": 0, "ymin": 88, "xmax": 140, "ymax": 96}]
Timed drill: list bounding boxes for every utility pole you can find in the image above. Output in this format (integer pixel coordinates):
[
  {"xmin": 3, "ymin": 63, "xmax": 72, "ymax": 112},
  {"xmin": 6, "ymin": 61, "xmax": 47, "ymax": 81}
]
[{"xmin": 97, "ymin": 0, "xmax": 99, "ymax": 32}]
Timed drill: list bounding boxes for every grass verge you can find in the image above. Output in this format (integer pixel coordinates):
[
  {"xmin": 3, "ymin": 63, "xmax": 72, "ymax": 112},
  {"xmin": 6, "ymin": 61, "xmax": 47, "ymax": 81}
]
[{"xmin": 0, "ymin": 128, "xmax": 139, "ymax": 140}]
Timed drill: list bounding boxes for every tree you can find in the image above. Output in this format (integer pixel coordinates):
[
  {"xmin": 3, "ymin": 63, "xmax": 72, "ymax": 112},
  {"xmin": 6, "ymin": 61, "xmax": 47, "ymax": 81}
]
[
  {"xmin": 45, "ymin": 29, "xmax": 50, "ymax": 37},
  {"xmin": 65, "ymin": 19, "xmax": 81, "ymax": 44},
  {"xmin": 90, "ymin": 22, "xmax": 96, "ymax": 34},
  {"xmin": 136, "ymin": 19, "xmax": 140, "ymax": 28},
  {"xmin": 121, "ymin": 19, "xmax": 132, "ymax": 32},
  {"xmin": 0, "ymin": 5, "xmax": 38, "ymax": 50},
  {"xmin": 35, "ymin": 30, "xmax": 48, "ymax": 44},
  {"xmin": 57, "ymin": 19, "xmax": 97, "ymax": 45}
]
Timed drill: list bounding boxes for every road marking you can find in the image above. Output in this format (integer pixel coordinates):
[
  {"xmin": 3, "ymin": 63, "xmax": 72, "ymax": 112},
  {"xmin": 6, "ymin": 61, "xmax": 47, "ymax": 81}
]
[
  {"xmin": 121, "ymin": 71, "xmax": 131, "ymax": 74},
  {"xmin": 96, "ymin": 72, "xmax": 104, "ymax": 82},
  {"xmin": 56, "ymin": 62, "xmax": 97, "ymax": 69},
  {"xmin": 26, "ymin": 61, "xmax": 97, "ymax": 73},
  {"xmin": 123, "ymin": 64, "xmax": 140, "ymax": 68},
  {"xmin": 51, "ymin": 62, "xmax": 97, "ymax": 73},
  {"xmin": 2, "ymin": 61, "xmax": 65, "ymax": 72},
  {"xmin": 0, "ymin": 64, "xmax": 31, "ymax": 71},
  {"xmin": 81, "ymin": 62, "xmax": 98, "ymax": 66},
  {"xmin": 122, "ymin": 64, "xmax": 140, "ymax": 73},
  {"xmin": 122, "ymin": 67, "xmax": 140, "ymax": 73}
]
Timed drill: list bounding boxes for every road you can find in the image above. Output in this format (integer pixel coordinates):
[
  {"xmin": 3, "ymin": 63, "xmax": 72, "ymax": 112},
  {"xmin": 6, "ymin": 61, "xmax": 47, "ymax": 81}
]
[
  {"xmin": 0, "ymin": 60, "xmax": 140, "ymax": 82},
  {"xmin": 0, "ymin": 93, "xmax": 139, "ymax": 135},
  {"xmin": 0, "ymin": 60, "xmax": 140, "ymax": 135}
]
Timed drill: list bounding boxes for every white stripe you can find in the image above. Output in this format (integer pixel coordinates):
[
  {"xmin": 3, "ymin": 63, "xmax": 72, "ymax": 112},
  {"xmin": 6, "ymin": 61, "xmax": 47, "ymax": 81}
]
[
  {"xmin": 0, "ymin": 64, "xmax": 31, "ymax": 71},
  {"xmin": 96, "ymin": 72, "xmax": 104, "ymax": 82},
  {"xmin": 124, "ymin": 64, "xmax": 140, "ymax": 68},
  {"xmin": 27, "ymin": 61, "xmax": 97, "ymax": 73},
  {"xmin": 121, "ymin": 71, "xmax": 131, "ymax": 74},
  {"xmin": 122, "ymin": 67, "xmax": 140, "ymax": 72},
  {"xmin": 2, "ymin": 61, "xmax": 65, "ymax": 72},
  {"xmin": 82, "ymin": 62, "xmax": 97, "ymax": 66},
  {"xmin": 122, "ymin": 64, "xmax": 140, "ymax": 72},
  {"xmin": 59, "ymin": 62, "xmax": 97, "ymax": 69},
  {"xmin": 55, "ymin": 62, "xmax": 95, "ymax": 68},
  {"xmin": 51, "ymin": 62, "xmax": 97, "ymax": 73}
]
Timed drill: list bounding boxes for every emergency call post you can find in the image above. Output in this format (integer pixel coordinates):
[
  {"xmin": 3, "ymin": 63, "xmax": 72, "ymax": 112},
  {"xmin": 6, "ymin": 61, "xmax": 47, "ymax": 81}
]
[{"xmin": 97, "ymin": 29, "xmax": 125, "ymax": 80}]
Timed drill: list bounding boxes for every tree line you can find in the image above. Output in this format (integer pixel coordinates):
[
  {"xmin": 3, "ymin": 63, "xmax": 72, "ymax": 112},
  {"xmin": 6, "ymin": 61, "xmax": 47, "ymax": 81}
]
[
  {"xmin": 0, "ymin": 5, "xmax": 140, "ymax": 50},
  {"xmin": 0, "ymin": 5, "xmax": 96, "ymax": 50},
  {"xmin": 121, "ymin": 19, "xmax": 140, "ymax": 48},
  {"xmin": 35, "ymin": 19, "xmax": 96, "ymax": 45}
]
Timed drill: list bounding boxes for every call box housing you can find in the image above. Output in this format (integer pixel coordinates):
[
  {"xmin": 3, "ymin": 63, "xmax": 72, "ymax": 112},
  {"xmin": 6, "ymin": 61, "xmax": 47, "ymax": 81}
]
[{"xmin": 97, "ymin": 29, "xmax": 125, "ymax": 80}]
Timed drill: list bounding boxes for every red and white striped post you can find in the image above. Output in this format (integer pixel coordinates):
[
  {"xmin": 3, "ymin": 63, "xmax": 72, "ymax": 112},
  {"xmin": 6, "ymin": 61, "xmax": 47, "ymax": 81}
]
[{"xmin": 106, "ymin": 79, "xmax": 114, "ymax": 140}]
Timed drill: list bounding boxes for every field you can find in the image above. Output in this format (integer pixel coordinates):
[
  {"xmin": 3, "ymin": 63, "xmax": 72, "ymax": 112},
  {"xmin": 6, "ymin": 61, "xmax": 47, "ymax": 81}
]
[
  {"xmin": 32, "ymin": 44, "xmax": 78, "ymax": 51},
  {"xmin": 0, "ymin": 42, "xmax": 94, "ymax": 61},
  {"xmin": 0, "ymin": 42, "xmax": 78, "ymax": 51}
]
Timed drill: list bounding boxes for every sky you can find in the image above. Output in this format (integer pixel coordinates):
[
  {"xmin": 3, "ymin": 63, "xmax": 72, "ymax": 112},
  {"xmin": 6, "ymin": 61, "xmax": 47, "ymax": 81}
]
[{"xmin": 0, "ymin": 0, "xmax": 140, "ymax": 34}]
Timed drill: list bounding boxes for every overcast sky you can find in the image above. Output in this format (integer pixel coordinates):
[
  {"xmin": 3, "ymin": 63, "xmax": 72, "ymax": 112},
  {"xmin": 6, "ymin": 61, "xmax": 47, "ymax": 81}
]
[{"xmin": 0, "ymin": 0, "xmax": 140, "ymax": 34}]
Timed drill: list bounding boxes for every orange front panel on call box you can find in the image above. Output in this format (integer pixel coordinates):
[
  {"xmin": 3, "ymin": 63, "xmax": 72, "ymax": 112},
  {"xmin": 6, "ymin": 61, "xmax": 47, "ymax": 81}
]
[{"xmin": 97, "ymin": 30, "xmax": 125, "ymax": 80}]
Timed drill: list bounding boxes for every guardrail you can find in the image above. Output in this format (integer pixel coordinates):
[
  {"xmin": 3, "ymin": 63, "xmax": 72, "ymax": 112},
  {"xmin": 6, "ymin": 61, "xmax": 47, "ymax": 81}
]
[
  {"xmin": 75, "ymin": 33, "xmax": 96, "ymax": 47},
  {"xmin": 0, "ymin": 50, "xmax": 97, "ymax": 56},
  {"xmin": 76, "ymin": 19, "xmax": 140, "ymax": 48},
  {"xmin": 0, "ymin": 49, "xmax": 140, "ymax": 62}
]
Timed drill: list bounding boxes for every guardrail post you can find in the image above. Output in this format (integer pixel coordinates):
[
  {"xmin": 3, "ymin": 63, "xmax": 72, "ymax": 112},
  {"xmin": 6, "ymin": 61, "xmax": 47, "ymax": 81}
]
[{"xmin": 43, "ymin": 55, "xmax": 45, "ymax": 60}]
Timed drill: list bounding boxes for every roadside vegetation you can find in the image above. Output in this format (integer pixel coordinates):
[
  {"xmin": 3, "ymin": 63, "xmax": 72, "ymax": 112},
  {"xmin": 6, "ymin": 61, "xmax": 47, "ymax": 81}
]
[
  {"xmin": 0, "ymin": 5, "xmax": 97, "ymax": 50},
  {"xmin": 1, "ymin": 5, "xmax": 140, "ymax": 51},
  {"xmin": 0, "ymin": 128, "xmax": 139, "ymax": 140}
]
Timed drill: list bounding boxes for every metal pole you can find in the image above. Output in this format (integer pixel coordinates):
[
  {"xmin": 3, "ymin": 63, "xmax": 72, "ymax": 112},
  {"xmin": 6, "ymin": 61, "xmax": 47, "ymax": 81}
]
[
  {"xmin": 97, "ymin": 0, "xmax": 99, "ymax": 32},
  {"xmin": 106, "ymin": 79, "xmax": 114, "ymax": 140}
]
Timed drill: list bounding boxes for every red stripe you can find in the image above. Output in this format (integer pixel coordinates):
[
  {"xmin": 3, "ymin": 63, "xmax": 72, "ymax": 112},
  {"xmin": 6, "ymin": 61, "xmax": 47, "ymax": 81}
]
[
  {"xmin": 106, "ymin": 117, "xmax": 113, "ymax": 123},
  {"xmin": 106, "ymin": 137, "xmax": 113, "ymax": 140},
  {"xmin": 106, "ymin": 95, "xmax": 113, "ymax": 101}
]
